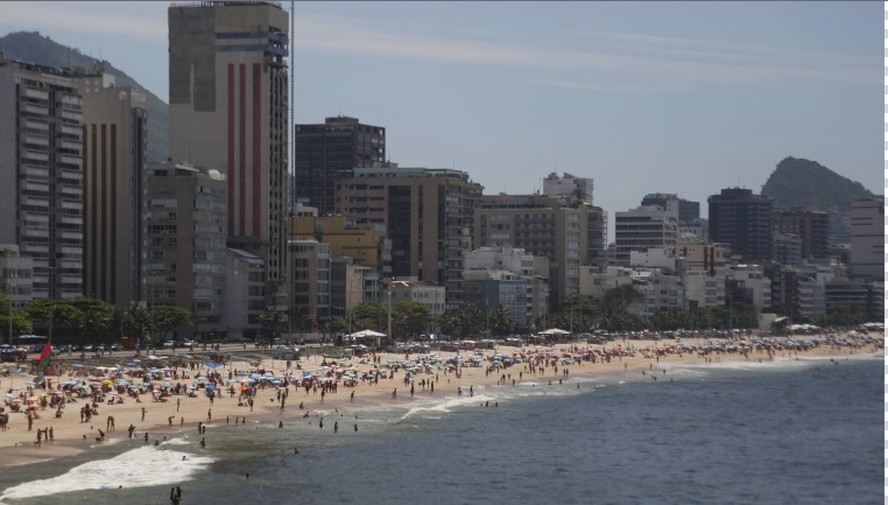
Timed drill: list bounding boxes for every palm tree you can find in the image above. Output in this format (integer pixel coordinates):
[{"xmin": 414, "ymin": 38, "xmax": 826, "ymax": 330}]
[
  {"xmin": 487, "ymin": 304, "xmax": 515, "ymax": 337},
  {"xmin": 125, "ymin": 305, "xmax": 153, "ymax": 346}
]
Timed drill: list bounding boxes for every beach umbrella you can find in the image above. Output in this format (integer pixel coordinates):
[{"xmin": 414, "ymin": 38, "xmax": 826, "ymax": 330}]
[{"xmin": 205, "ymin": 362, "xmax": 222, "ymax": 369}]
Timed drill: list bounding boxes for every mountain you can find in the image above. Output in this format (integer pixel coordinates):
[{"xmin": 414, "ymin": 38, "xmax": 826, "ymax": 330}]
[
  {"xmin": 0, "ymin": 31, "xmax": 169, "ymax": 163},
  {"xmin": 761, "ymin": 156, "xmax": 880, "ymax": 243}
]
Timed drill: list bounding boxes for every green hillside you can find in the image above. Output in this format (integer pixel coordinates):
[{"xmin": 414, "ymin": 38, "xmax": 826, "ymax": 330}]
[
  {"xmin": 0, "ymin": 31, "xmax": 169, "ymax": 163},
  {"xmin": 761, "ymin": 156, "xmax": 878, "ymax": 210},
  {"xmin": 761, "ymin": 156, "xmax": 880, "ymax": 243}
]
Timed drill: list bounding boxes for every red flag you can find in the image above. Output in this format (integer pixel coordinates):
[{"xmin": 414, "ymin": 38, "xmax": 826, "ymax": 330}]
[{"xmin": 36, "ymin": 341, "xmax": 51, "ymax": 374}]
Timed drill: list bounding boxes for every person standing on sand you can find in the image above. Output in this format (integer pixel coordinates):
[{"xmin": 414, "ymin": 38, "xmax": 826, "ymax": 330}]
[{"xmin": 141, "ymin": 407, "xmax": 146, "ymax": 422}]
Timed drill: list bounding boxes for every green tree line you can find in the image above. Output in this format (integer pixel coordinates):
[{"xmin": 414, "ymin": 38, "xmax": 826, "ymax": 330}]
[{"xmin": 1, "ymin": 294, "xmax": 191, "ymax": 346}]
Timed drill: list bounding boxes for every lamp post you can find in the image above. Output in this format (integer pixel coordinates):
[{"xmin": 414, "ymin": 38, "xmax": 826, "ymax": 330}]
[
  {"xmin": 6, "ymin": 270, "xmax": 15, "ymax": 345},
  {"xmin": 387, "ymin": 278, "xmax": 393, "ymax": 345}
]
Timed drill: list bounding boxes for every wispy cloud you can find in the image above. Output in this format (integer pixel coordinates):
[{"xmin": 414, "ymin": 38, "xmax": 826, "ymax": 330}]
[
  {"xmin": 533, "ymin": 79, "xmax": 690, "ymax": 94},
  {"xmin": 293, "ymin": 12, "xmax": 878, "ymax": 91},
  {"xmin": 0, "ymin": 2, "xmax": 167, "ymax": 41}
]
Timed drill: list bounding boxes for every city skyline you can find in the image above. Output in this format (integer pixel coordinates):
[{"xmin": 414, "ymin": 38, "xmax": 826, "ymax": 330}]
[{"xmin": 0, "ymin": 1, "xmax": 882, "ymax": 244}]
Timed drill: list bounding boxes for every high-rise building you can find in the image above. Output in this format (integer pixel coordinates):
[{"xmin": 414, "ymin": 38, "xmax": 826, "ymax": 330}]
[
  {"xmin": 464, "ymin": 246, "xmax": 549, "ymax": 330},
  {"xmin": 294, "ymin": 116, "xmax": 385, "ymax": 214},
  {"xmin": 0, "ymin": 59, "xmax": 84, "ymax": 300},
  {"xmin": 640, "ymin": 193, "xmax": 700, "ymax": 224},
  {"xmin": 613, "ymin": 206, "xmax": 678, "ymax": 267},
  {"xmin": 475, "ymin": 194, "xmax": 603, "ymax": 306},
  {"xmin": 337, "ymin": 167, "xmax": 482, "ymax": 308},
  {"xmin": 543, "ymin": 172, "xmax": 593, "ymax": 205},
  {"xmin": 775, "ymin": 207, "xmax": 828, "ymax": 261},
  {"xmin": 849, "ymin": 198, "xmax": 884, "ymax": 281},
  {"xmin": 708, "ymin": 188, "xmax": 773, "ymax": 261},
  {"xmin": 168, "ymin": 1, "xmax": 289, "ymax": 307},
  {"xmin": 288, "ymin": 239, "xmax": 331, "ymax": 334},
  {"xmin": 145, "ymin": 162, "xmax": 228, "ymax": 341},
  {"xmin": 288, "ymin": 214, "xmax": 392, "ymax": 279},
  {"xmin": 77, "ymin": 72, "xmax": 148, "ymax": 308}
]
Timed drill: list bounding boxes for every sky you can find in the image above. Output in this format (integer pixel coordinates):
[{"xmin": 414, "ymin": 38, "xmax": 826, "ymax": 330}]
[{"xmin": 1, "ymin": 1, "xmax": 883, "ymax": 243}]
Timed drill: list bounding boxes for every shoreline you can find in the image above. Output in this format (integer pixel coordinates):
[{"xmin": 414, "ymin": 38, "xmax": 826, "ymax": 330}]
[{"xmin": 0, "ymin": 335, "xmax": 881, "ymax": 469}]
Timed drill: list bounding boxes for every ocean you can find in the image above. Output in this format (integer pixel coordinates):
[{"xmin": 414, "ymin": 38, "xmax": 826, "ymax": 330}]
[{"xmin": 0, "ymin": 355, "xmax": 882, "ymax": 505}]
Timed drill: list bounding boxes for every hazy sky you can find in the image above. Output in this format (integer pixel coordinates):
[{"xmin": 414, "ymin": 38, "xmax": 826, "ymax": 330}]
[{"xmin": 1, "ymin": 2, "xmax": 883, "ymax": 242}]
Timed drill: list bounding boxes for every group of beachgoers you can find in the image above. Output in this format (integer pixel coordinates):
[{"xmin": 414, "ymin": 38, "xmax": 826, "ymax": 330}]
[{"xmin": 0, "ymin": 330, "xmax": 882, "ymax": 464}]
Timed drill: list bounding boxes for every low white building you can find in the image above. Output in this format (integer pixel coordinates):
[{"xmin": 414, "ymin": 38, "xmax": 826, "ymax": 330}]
[{"xmin": 390, "ymin": 277, "xmax": 446, "ymax": 317}]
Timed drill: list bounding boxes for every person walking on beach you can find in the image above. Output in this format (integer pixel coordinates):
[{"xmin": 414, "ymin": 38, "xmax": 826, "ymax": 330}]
[
  {"xmin": 141, "ymin": 407, "xmax": 146, "ymax": 422},
  {"xmin": 207, "ymin": 409, "xmax": 212, "ymax": 422}
]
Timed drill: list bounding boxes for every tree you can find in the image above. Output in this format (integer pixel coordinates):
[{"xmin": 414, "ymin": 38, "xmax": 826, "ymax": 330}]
[
  {"xmin": 24, "ymin": 298, "xmax": 80, "ymax": 340},
  {"xmin": 599, "ymin": 284, "xmax": 645, "ymax": 332},
  {"xmin": 153, "ymin": 306, "xmax": 192, "ymax": 342},
  {"xmin": 439, "ymin": 305, "xmax": 484, "ymax": 339},
  {"xmin": 350, "ymin": 302, "xmax": 389, "ymax": 333},
  {"xmin": 66, "ymin": 296, "xmax": 114, "ymax": 345},
  {"xmin": 0, "ymin": 293, "xmax": 30, "ymax": 343},
  {"xmin": 392, "ymin": 301, "xmax": 430, "ymax": 339},
  {"xmin": 124, "ymin": 305, "xmax": 152, "ymax": 345},
  {"xmin": 486, "ymin": 304, "xmax": 515, "ymax": 337},
  {"xmin": 558, "ymin": 294, "xmax": 600, "ymax": 333}
]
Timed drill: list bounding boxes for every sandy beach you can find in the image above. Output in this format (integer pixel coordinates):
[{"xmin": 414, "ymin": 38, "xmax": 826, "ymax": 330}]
[{"xmin": 0, "ymin": 333, "xmax": 881, "ymax": 469}]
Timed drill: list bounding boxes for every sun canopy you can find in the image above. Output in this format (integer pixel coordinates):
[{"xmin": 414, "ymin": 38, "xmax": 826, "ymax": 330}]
[{"xmin": 347, "ymin": 329, "xmax": 386, "ymax": 338}]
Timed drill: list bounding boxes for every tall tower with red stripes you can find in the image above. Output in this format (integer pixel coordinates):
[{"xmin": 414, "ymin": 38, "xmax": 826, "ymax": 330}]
[{"xmin": 168, "ymin": 1, "xmax": 289, "ymax": 307}]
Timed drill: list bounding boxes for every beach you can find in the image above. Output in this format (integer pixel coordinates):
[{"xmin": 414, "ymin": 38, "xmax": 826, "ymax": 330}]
[{"xmin": 0, "ymin": 333, "xmax": 882, "ymax": 470}]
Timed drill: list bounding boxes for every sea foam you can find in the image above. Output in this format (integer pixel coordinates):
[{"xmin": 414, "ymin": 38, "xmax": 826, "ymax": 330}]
[
  {"xmin": 399, "ymin": 393, "xmax": 497, "ymax": 421},
  {"xmin": 0, "ymin": 444, "xmax": 214, "ymax": 503}
]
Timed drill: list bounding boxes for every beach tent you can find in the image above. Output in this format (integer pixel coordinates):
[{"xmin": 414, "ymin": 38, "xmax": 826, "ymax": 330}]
[
  {"xmin": 348, "ymin": 329, "xmax": 386, "ymax": 339},
  {"xmin": 538, "ymin": 328, "xmax": 571, "ymax": 342},
  {"xmin": 539, "ymin": 328, "xmax": 570, "ymax": 336}
]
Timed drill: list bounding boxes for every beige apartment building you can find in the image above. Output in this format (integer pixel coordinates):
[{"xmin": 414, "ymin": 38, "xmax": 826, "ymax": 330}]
[
  {"xmin": 145, "ymin": 162, "xmax": 227, "ymax": 341},
  {"xmin": 288, "ymin": 214, "xmax": 391, "ymax": 275},
  {"xmin": 77, "ymin": 71, "xmax": 148, "ymax": 308},
  {"xmin": 474, "ymin": 194, "xmax": 605, "ymax": 306},
  {"xmin": 336, "ymin": 167, "xmax": 482, "ymax": 308}
]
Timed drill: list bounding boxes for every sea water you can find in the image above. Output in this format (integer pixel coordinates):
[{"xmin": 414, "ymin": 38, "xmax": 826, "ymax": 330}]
[{"xmin": 0, "ymin": 355, "xmax": 882, "ymax": 505}]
